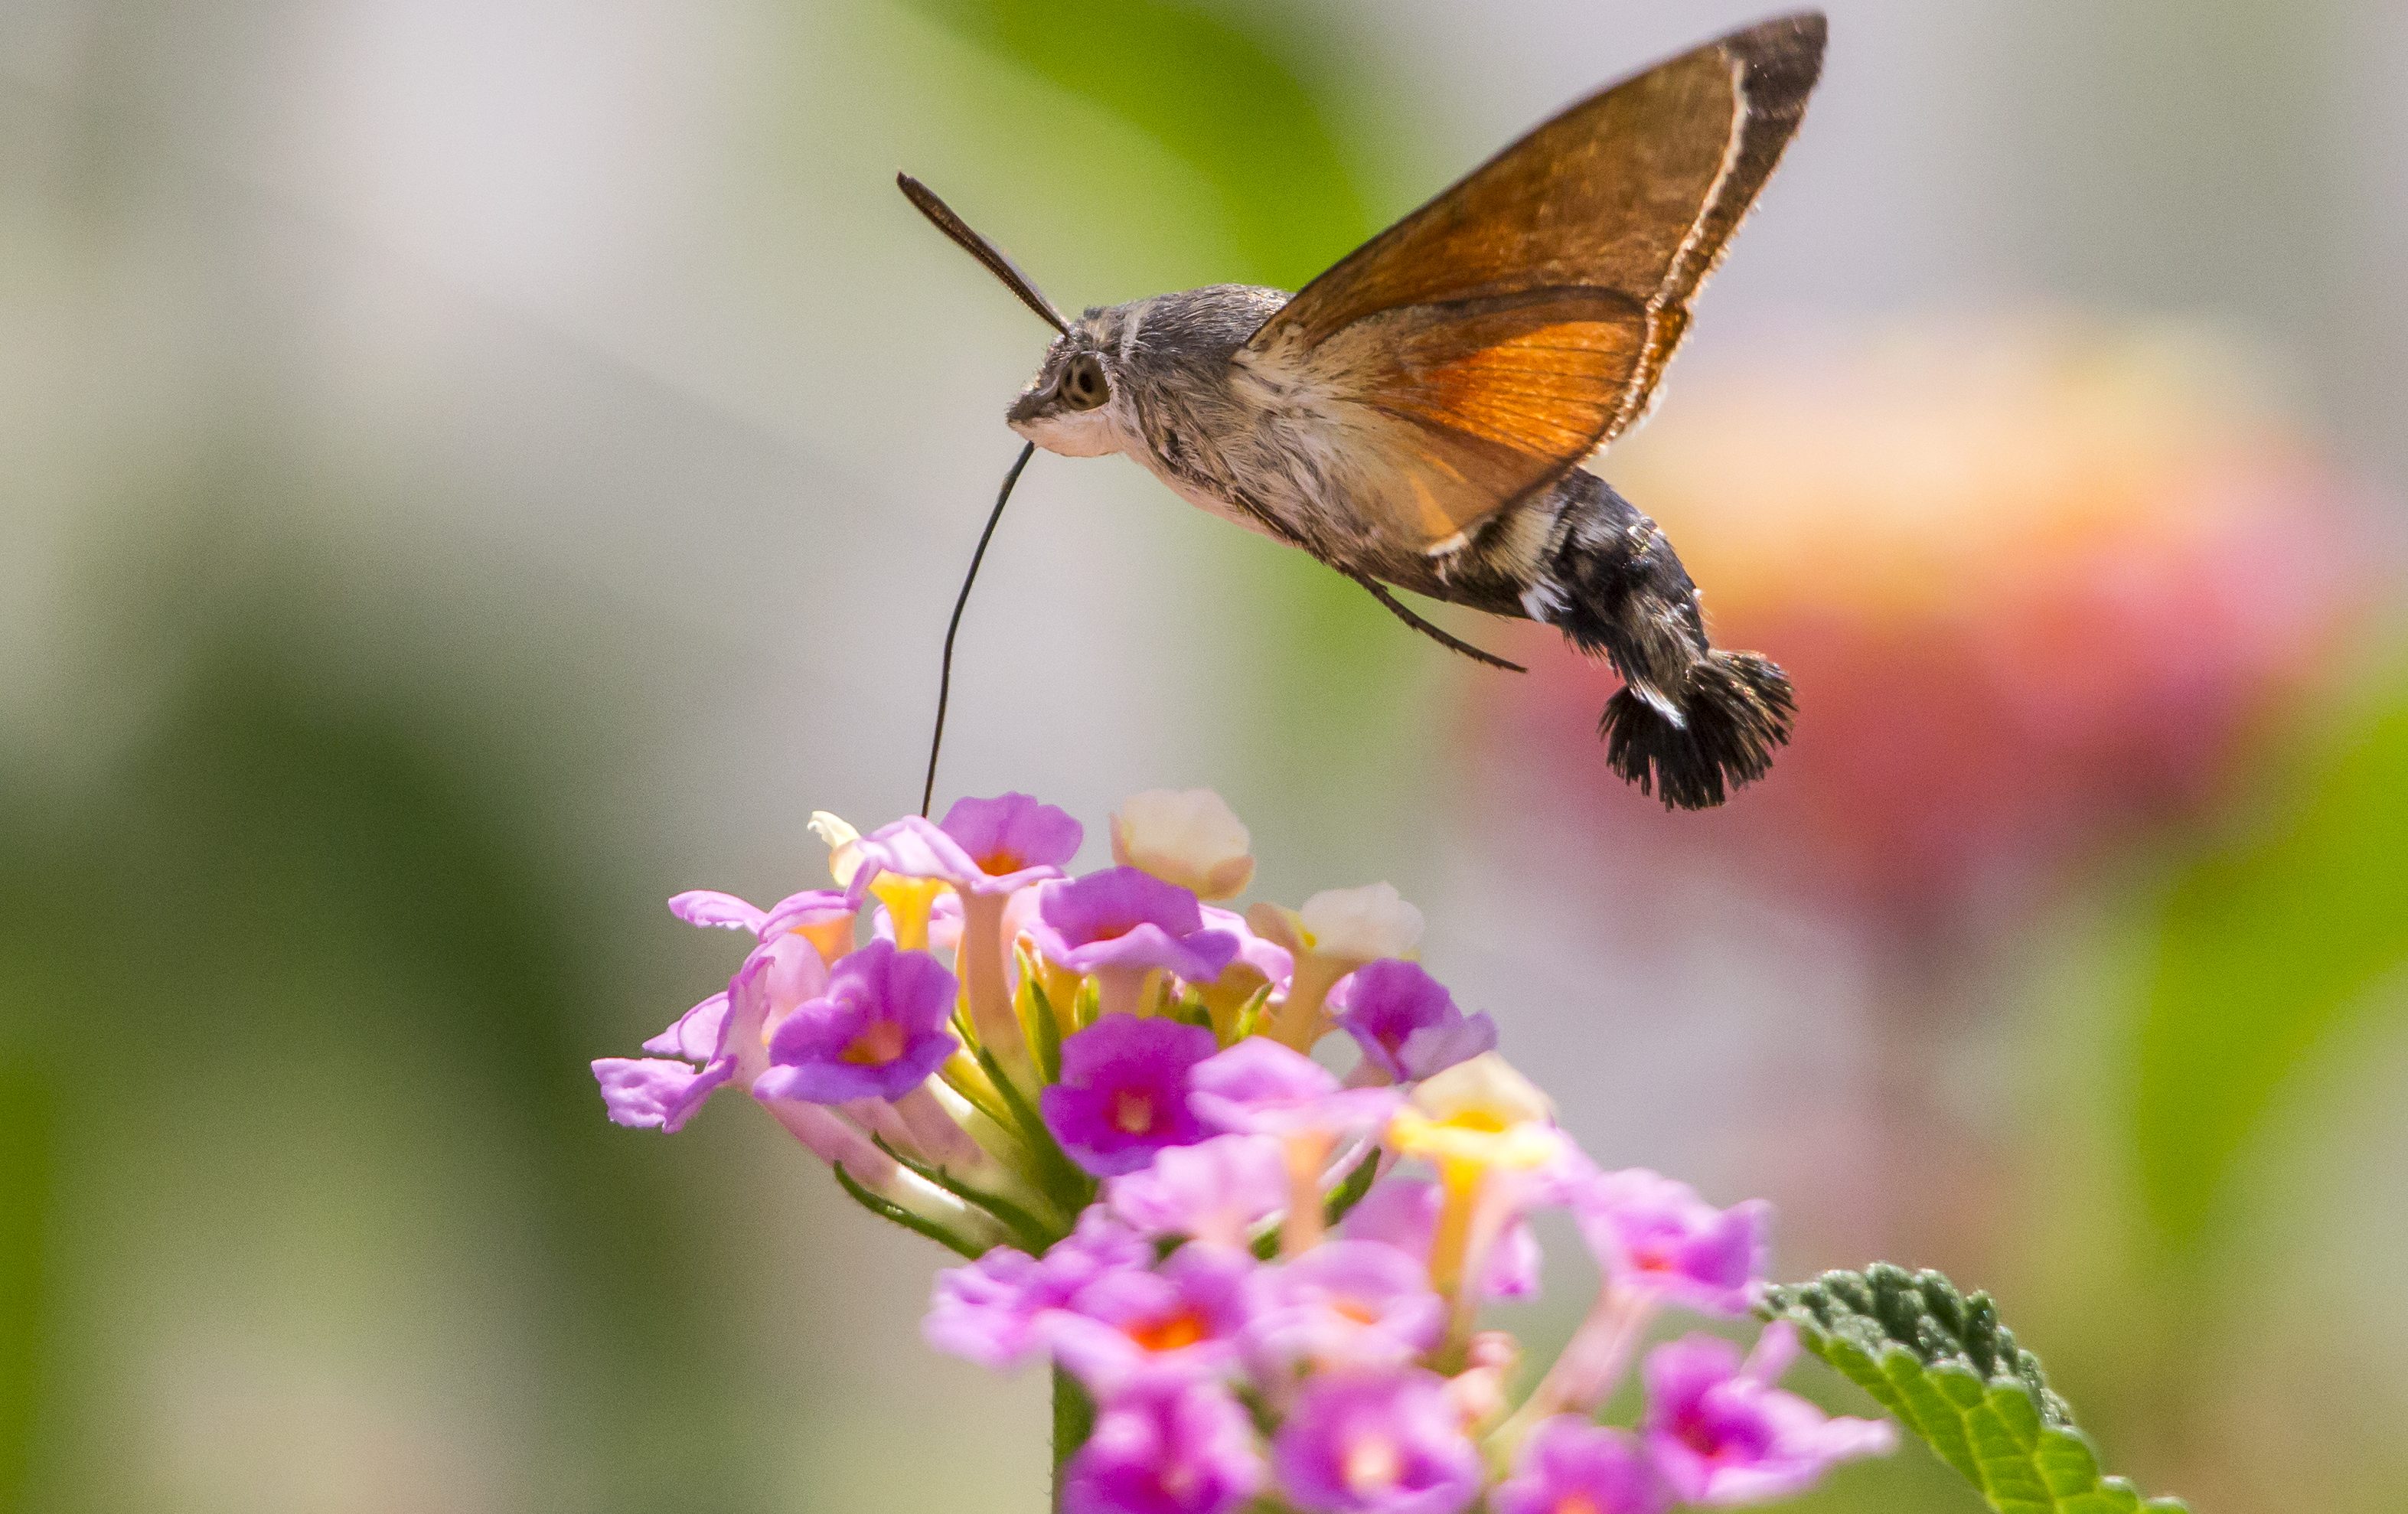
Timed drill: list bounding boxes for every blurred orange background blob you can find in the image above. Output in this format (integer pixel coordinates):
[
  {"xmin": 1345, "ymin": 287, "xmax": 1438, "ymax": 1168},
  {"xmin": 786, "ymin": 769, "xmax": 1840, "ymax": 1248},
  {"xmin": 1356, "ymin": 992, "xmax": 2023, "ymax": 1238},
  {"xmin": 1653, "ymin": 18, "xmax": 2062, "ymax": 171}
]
[{"xmin": 1483, "ymin": 319, "xmax": 2374, "ymax": 925}]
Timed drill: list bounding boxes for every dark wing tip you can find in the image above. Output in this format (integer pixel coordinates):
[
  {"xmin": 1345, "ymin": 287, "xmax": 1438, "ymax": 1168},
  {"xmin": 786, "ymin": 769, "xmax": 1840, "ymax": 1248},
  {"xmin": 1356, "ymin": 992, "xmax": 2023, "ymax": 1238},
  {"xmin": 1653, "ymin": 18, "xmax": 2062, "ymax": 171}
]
[{"xmin": 1719, "ymin": 12, "xmax": 1828, "ymax": 101}]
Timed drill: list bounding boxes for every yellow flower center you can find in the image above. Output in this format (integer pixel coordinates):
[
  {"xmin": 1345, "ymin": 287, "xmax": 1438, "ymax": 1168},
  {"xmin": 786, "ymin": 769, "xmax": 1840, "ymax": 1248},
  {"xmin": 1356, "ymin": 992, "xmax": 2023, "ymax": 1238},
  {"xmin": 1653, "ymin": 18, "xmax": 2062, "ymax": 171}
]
[
  {"xmin": 840, "ymin": 1021, "xmax": 907, "ymax": 1067},
  {"xmin": 1343, "ymin": 1436, "xmax": 1401, "ymax": 1496},
  {"xmin": 869, "ymin": 874, "xmax": 945, "ymax": 952},
  {"xmin": 1111, "ymin": 1089, "xmax": 1157, "ymax": 1134}
]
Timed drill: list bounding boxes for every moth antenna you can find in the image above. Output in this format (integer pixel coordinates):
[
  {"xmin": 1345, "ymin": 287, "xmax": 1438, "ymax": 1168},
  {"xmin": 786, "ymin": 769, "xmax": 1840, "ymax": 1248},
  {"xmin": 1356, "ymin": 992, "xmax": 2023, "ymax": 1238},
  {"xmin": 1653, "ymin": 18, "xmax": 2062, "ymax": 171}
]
[
  {"xmin": 897, "ymin": 173, "xmax": 1072, "ymax": 336},
  {"xmin": 922, "ymin": 442, "xmax": 1039, "ymax": 818},
  {"xmin": 1346, "ymin": 571, "xmax": 1528, "ymax": 673}
]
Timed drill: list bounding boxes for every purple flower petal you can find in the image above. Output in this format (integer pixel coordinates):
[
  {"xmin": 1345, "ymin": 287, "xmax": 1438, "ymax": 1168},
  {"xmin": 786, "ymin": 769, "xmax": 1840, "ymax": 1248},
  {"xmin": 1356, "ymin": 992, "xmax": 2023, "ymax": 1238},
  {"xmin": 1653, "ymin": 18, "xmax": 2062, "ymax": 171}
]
[
  {"xmin": 1197, "ymin": 905, "xmax": 1294, "ymax": 997},
  {"xmin": 755, "ymin": 939, "xmax": 960, "ymax": 1104},
  {"xmin": 940, "ymin": 792, "xmax": 1084, "ymax": 882},
  {"xmin": 1244, "ymin": 1241, "xmax": 1444, "ymax": 1371},
  {"xmin": 757, "ymin": 888, "xmax": 854, "ymax": 938},
  {"xmin": 1062, "ymin": 1377, "xmax": 1264, "ymax": 1514},
  {"xmin": 1045, "ymin": 1242, "xmax": 1258, "ymax": 1395},
  {"xmin": 667, "ymin": 889, "xmax": 766, "ymax": 933},
  {"xmin": 1327, "ymin": 961, "xmax": 1496, "ymax": 1084},
  {"xmin": 1492, "ymin": 1418, "xmax": 1667, "ymax": 1514},
  {"xmin": 1189, "ymin": 1039, "xmax": 1401, "ymax": 1140},
  {"xmin": 640, "ymin": 990, "xmax": 729, "ymax": 1062},
  {"xmin": 924, "ymin": 1209, "xmax": 1152, "ymax": 1372},
  {"xmin": 1108, "ymin": 1134, "xmax": 1288, "ymax": 1248},
  {"xmin": 1271, "ymin": 1368, "xmax": 1483, "ymax": 1514},
  {"xmin": 856, "ymin": 794, "xmax": 1083, "ymax": 897},
  {"xmin": 1574, "ymin": 1169, "xmax": 1769, "ymax": 1317},
  {"xmin": 592, "ymin": 1055, "xmax": 734, "ymax": 1133},
  {"xmin": 1641, "ymin": 1326, "xmax": 1895, "ymax": 1504},
  {"xmin": 1031, "ymin": 869, "xmax": 1242, "ymax": 982},
  {"xmin": 1042, "ymin": 1014, "xmax": 1219, "ymax": 1176}
]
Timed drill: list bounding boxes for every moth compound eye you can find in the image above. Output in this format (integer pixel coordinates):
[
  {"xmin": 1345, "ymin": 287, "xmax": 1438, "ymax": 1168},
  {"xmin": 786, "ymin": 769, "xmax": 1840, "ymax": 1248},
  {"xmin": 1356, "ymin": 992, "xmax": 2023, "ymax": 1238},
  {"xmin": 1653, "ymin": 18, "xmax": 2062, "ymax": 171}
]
[{"xmin": 1061, "ymin": 354, "xmax": 1109, "ymax": 411}]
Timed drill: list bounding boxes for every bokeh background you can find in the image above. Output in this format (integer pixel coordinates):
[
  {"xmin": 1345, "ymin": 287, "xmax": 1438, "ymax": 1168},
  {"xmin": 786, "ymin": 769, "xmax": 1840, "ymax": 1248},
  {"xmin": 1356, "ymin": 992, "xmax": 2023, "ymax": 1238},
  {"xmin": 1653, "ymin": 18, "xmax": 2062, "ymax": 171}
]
[{"xmin": 5, "ymin": 2, "xmax": 2407, "ymax": 1509}]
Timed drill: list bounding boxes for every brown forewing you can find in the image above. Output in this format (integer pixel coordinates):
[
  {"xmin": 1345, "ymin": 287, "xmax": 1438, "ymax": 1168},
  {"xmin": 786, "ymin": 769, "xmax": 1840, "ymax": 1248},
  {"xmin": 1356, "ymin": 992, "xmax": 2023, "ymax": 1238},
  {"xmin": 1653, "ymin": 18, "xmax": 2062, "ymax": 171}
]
[{"xmin": 1245, "ymin": 14, "xmax": 1826, "ymax": 550}]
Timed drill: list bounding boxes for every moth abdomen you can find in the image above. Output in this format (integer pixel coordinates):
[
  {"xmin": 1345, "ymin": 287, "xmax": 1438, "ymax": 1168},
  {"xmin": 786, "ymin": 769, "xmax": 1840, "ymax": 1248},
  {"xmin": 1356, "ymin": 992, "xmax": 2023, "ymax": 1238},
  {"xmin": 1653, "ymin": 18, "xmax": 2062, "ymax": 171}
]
[{"xmin": 1526, "ymin": 471, "xmax": 1795, "ymax": 810}]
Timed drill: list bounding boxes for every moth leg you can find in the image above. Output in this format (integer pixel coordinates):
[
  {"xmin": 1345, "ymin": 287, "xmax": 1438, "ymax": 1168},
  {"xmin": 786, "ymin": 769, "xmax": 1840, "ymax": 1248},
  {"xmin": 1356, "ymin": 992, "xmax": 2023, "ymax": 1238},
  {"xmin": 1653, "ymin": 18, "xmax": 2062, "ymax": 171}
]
[{"xmin": 1346, "ymin": 571, "xmax": 1527, "ymax": 673}]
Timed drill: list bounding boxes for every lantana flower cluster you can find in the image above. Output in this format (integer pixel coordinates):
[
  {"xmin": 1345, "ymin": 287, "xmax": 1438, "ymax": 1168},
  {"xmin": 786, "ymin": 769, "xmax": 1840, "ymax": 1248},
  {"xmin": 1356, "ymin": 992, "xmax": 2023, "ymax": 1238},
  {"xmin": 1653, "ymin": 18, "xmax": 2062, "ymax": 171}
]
[{"xmin": 595, "ymin": 788, "xmax": 1894, "ymax": 1512}]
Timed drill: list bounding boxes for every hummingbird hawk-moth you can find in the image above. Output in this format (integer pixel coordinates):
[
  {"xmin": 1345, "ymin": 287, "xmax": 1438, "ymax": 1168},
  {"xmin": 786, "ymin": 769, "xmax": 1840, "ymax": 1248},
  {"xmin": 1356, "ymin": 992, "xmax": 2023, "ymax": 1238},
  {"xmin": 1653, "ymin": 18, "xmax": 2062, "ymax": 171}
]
[{"xmin": 905, "ymin": 12, "xmax": 1825, "ymax": 811}]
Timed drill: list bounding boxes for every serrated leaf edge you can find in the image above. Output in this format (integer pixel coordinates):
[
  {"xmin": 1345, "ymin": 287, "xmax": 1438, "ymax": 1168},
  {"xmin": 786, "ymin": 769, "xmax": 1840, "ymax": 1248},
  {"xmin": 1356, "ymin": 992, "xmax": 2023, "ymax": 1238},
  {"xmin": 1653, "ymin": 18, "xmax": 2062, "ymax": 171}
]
[{"xmin": 1764, "ymin": 1268, "xmax": 2189, "ymax": 1514}]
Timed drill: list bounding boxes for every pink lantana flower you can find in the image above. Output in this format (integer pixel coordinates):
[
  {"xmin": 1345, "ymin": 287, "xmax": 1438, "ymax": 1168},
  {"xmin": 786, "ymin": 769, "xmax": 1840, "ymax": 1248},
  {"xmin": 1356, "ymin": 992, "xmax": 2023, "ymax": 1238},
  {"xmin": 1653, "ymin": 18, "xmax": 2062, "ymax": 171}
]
[
  {"xmin": 1493, "ymin": 1417, "xmax": 1667, "ymax": 1514},
  {"xmin": 1062, "ymin": 1375, "xmax": 1266, "ymax": 1514},
  {"xmin": 924, "ymin": 1209, "xmax": 1153, "ymax": 1372},
  {"xmin": 1641, "ymin": 1323, "xmax": 1894, "ymax": 1503},
  {"xmin": 1574, "ymin": 1169, "xmax": 1769, "ymax": 1317},
  {"xmin": 1244, "ymin": 1241, "xmax": 1445, "ymax": 1372},
  {"xmin": 1108, "ymin": 1134, "xmax": 1289, "ymax": 1248},
  {"xmin": 1033, "ymin": 868, "xmax": 1242, "ymax": 984},
  {"xmin": 752, "ymin": 939, "xmax": 960, "ymax": 1105},
  {"xmin": 592, "ymin": 910, "xmax": 830, "ymax": 1132},
  {"xmin": 853, "ymin": 791, "xmax": 1084, "ymax": 897},
  {"xmin": 1042, "ymin": 1014, "xmax": 1220, "ymax": 1176},
  {"xmin": 1045, "ymin": 1242, "xmax": 1259, "ymax": 1396},
  {"xmin": 1271, "ymin": 1367, "xmax": 1483, "ymax": 1514},
  {"xmin": 1326, "ymin": 960, "xmax": 1496, "ymax": 1085}
]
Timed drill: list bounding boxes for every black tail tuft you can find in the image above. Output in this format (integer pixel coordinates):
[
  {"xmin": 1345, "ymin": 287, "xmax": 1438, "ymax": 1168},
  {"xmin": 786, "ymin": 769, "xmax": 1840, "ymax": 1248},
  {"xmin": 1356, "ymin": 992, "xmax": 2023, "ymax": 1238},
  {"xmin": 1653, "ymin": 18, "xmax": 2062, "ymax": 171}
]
[{"xmin": 1600, "ymin": 651, "xmax": 1795, "ymax": 811}]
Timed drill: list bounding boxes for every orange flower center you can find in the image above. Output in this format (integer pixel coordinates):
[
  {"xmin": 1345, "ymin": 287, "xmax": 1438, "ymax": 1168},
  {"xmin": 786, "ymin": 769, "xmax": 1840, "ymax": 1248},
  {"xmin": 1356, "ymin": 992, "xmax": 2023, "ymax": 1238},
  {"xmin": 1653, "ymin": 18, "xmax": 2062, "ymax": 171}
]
[
  {"xmin": 841, "ymin": 1021, "xmax": 908, "ymax": 1066},
  {"xmin": 980, "ymin": 848, "xmax": 1024, "ymax": 876},
  {"xmin": 1127, "ymin": 1307, "xmax": 1209, "ymax": 1353}
]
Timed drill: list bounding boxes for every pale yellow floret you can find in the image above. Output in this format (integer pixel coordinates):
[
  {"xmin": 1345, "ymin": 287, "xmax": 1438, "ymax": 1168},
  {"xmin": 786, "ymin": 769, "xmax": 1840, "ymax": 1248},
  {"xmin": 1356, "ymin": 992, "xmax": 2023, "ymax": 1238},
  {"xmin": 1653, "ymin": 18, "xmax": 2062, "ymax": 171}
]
[
  {"xmin": 1110, "ymin": 788, "xmax": 1255, "ymax": 900},
  {"xmin": 808, "ymin": 811, "xmax": 865, "ymax": 888},
  {"xmin": 1250, "ymin": 883, "xmax": 1426, "ymax": 1050},
  {"xmin": 870, "ymin": 873, "xmax": 946, "ymax": 953}
]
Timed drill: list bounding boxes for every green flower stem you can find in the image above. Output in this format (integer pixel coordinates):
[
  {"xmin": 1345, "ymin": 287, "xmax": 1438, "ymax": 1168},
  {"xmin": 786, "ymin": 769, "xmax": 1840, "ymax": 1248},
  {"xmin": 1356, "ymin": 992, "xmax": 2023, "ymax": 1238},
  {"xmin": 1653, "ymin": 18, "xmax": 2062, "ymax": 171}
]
[{"xmin": 1052, "ymin": 1365, "xmax": 1095, "ymax": 1512}]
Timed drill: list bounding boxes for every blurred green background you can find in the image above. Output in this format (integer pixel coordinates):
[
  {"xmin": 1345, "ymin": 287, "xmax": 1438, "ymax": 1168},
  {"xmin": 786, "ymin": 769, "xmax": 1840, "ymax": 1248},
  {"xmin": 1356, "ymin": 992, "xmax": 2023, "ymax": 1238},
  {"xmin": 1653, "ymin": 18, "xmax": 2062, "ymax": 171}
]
[{"xmin": 5, "ymin": 2, "xmax": 2406, "ymax": 1509}]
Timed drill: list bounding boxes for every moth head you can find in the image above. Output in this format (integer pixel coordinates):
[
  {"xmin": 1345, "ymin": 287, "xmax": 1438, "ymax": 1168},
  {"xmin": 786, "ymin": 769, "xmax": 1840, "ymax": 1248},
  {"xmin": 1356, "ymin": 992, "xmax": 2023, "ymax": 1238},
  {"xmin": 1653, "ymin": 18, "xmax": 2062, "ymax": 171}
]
[{"xmin": 1007, "ymin": 327, "xmax": 1125, "ymax": 458}]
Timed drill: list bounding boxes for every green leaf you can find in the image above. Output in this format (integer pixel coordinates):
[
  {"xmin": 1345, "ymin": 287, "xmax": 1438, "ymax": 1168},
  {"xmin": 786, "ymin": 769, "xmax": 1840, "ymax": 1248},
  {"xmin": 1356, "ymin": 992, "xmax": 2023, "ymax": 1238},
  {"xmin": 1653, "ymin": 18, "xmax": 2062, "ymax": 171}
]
[
  {"xmin": 1323, "ymin": 1142, "xmax": 1380, "ymax": 1225},
  {"xmin": 870, "ymin": 1136, "xmax": 1062, "ymax": 1253},
  {"xmin": 2132, "ymin": 687, "xmax": 2408, "ymax": 1251},
  {"xmin": 832, "ymin": 1164, "xmax": 991, "ymax": 1258},
  {"xmin": 1229, "ymin": 984, "xmax": 1274, "ymax": 1044},
  {"xmin": 829, "ymin": 1163, "xmax": 990, "ymax": 1261},
  {"xmin": 1165, "ymin": 990, "xmax": 1215, "ymax": 1032},
  {"xmin": 1023, "ymin": 971, "xmax": 1065, "ymax": 1086},
  {"xmin": 1764, "ymin": 1265, "xmax": 2187, "ymax": 1514}
]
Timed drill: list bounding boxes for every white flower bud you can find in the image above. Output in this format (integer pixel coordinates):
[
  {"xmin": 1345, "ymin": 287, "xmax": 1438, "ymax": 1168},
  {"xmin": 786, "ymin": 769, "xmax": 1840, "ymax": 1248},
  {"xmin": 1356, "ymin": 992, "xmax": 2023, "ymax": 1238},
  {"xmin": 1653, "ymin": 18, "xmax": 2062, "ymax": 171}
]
[
  {"xmin": 1298, "ymin": 882, "xmax": 1424, "ymax": 963},
  {"xmin": 1110, "ymin": 788, "xmax": 1255, "ymax": 900}
]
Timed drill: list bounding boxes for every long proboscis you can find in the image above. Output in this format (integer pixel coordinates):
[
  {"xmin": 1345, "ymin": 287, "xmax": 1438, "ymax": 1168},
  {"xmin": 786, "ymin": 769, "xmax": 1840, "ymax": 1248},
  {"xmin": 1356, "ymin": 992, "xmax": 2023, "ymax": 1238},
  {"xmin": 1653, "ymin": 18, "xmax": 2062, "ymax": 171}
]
[
  {"xmin": 897, "ymin": 173, "xmax": 1071, "ymax": 335},
  {"xmin": 922, "ymin": 442, "xmax": 1039, "ymax": 818}
]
